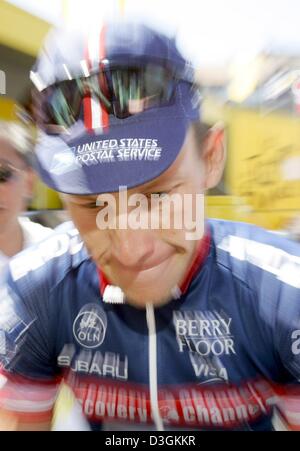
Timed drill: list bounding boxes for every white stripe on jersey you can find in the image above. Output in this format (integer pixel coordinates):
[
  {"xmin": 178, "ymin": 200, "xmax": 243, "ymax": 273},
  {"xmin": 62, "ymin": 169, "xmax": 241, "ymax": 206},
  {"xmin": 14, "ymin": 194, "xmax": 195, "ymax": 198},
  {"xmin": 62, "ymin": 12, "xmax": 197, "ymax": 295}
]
[
  {"xmin": 2, "ymin": 397, "xmax": 57, "ymax": 413},
  {"xmin": 217, "ymin": 235, "xmax": 300, "ymax": 288}
]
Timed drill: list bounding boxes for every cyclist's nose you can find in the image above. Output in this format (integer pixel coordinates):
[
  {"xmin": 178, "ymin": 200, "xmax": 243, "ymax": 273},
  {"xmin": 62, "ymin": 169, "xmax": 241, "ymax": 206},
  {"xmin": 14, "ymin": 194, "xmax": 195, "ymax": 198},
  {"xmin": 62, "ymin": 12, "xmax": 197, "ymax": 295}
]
[{"xmin": 110, "ymin": 227, "xmax": 155, "ymax": 270}]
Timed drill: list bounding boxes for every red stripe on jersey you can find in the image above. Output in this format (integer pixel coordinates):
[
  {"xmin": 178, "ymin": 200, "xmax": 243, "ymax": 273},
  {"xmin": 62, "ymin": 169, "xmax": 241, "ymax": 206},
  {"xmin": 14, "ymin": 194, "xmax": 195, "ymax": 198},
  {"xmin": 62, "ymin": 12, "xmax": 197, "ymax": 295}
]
[
  {"xmin": 179, "ymin": 230, "xmax": 211, "ymax": 295},
  {"xmin": 99, "ymin": 268, "xmax": 110, "ymax": 297}
]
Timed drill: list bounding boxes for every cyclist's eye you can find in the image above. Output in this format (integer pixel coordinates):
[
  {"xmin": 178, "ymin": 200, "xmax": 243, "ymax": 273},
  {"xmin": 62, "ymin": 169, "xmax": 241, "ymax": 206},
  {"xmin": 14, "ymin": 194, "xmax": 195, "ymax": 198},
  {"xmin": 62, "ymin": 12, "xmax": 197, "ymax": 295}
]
[
  {"xmin": 89, "ymin": 201, "xmax": 108, "ymax": 210},
  {"xmin": 147, "ymin": 192, "xmax": 168, "ymax": 199},
  {"xmin": 78, "ymin": 201, "xmax": 99, "ymax": 209}
]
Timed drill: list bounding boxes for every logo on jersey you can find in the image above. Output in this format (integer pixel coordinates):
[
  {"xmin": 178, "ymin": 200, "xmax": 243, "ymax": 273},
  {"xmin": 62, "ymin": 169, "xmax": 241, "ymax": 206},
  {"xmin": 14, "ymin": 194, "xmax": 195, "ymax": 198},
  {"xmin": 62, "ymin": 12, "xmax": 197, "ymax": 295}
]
[
  {"xmin": 173, "ymin": 310, "xmax": 235, "ymax": 357},
  {"xmin": 0, "ymin": 331, "xmax": 6, "ymax": 355},
  {"xmin": 73, "ymin": 303, "xmax": 107, "ymax": 349},
  {"xmin": 189, "ymin": 353, "xmax": 228, "ymax": 384},
  {"xmin": 173, "ymin": 310, "xmax": 235, "ymax": 381},
  {"xmin": 0, "ymin": 287, "xmax": 34, "ymax": 369},
  {"xmin": 58, "ymin": 344, "xmax": 128, "ymax": 380},
  {"xmin": 291, "ymin": 330, "xmax": 300, "ymax": 355},
  {"xmin": 10, "ymin": 229, "xmax": 83, "ymax": 281}
]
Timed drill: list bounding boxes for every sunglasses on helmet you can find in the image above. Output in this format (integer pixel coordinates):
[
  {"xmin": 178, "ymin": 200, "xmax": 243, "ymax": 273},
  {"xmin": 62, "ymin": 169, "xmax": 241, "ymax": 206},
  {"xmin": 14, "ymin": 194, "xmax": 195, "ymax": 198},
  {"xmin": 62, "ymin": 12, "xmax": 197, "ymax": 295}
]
[{"xmin": 31, "ymin": 62, "xmax": 183, "ymax": 135}]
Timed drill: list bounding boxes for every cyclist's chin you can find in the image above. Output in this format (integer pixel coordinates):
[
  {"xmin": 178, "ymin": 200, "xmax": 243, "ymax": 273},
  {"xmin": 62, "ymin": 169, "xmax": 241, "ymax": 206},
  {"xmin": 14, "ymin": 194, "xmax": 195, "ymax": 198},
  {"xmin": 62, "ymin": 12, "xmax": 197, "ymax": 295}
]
[
  {"xmin": 122, "ymin": 276, "xmax": 181, "ymax": 308},
  {"xmin": 125, "ymin": 288, "xmax": 175, "ymax": 309},
  {"xmin": 108, "ymin": 257, "xmax": 186, "ymax": 308}
]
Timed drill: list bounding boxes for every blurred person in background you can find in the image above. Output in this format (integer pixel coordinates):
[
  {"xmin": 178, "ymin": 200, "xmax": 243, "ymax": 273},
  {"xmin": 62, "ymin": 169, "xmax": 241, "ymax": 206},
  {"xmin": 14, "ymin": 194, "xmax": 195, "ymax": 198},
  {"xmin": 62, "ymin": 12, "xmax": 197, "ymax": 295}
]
[
  {"xmin": 0, "ymin": 121, "xmax": 87, "ymax": 431},
  {"xmin": 0, "ymin": 121, "xmax": 52, "ymax": 282},
  {"xmin": 0, "ymin": 20, "xmax": 299, "ymax": 432}
]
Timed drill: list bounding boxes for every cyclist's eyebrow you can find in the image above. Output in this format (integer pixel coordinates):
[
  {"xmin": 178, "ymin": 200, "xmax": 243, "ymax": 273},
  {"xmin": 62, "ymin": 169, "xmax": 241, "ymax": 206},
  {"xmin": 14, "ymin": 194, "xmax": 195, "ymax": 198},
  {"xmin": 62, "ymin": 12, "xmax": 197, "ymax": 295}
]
[
  {"xmin": 67, "ymin": 194, "xmax": 98, "ymax": 203},
  {"xmin": 139, "ymin": 176, "xmax": 183, "ymax": 193}
]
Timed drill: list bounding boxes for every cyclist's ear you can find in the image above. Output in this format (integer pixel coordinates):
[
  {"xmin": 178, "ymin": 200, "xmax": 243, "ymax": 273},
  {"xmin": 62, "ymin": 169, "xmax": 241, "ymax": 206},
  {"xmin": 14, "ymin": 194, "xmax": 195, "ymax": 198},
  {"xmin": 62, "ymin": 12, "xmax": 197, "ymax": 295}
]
[{"xmin": 200, "ymin": 123, "xmax": 226, "ymax": 190}]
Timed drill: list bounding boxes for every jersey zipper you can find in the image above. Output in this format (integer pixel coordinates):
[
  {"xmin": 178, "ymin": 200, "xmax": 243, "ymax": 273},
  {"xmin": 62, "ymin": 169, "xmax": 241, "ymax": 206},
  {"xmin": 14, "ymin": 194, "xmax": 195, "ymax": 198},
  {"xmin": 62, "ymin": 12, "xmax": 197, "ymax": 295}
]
[{"xmin": 145, "ymin": 303, "xmax": 164, "ymax": 431}]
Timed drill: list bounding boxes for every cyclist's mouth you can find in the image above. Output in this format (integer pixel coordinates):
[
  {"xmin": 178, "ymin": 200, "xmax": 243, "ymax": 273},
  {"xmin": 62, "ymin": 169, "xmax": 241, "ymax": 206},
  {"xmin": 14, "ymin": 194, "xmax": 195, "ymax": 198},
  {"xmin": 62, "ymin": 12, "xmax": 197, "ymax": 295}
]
[{"xmin": 108, "ymin": 252, "xmax": 176, "ymax": 288}]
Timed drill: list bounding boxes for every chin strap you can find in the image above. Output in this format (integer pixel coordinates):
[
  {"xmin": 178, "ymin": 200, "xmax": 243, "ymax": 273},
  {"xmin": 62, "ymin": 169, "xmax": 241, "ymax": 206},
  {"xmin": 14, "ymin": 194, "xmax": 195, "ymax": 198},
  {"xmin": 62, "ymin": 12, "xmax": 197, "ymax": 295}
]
[{"xmin": 98, "ymin": 229, "xmax": 211, "ymax": 305}]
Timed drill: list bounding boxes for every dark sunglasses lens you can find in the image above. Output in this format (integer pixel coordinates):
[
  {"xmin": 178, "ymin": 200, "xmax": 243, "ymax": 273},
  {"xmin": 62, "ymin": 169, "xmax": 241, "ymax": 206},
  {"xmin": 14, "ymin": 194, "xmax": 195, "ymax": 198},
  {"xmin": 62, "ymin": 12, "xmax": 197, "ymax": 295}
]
[
  {"xmin": 0, "ymin": 168, "xmax": 13, "ymax": 183},
  {"xmin": 110, "ymin": 65, "xmax": 175, "ymax": 118},
  {"xmin": 46, "ymin": 80, "xmax": 82, "ymax": 129},
  {"xmin": 35, "ymin": 64, "xmax": 176, "ymax": 131}
]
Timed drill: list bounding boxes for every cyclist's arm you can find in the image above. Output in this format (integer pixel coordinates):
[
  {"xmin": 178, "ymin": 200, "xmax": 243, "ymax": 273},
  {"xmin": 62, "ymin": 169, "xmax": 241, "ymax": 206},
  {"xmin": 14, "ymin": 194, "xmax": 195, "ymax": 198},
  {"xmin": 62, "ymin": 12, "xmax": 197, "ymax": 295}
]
[{"xmin": 0, "ymin": 279, "xmax": 60, "ymax": 430}]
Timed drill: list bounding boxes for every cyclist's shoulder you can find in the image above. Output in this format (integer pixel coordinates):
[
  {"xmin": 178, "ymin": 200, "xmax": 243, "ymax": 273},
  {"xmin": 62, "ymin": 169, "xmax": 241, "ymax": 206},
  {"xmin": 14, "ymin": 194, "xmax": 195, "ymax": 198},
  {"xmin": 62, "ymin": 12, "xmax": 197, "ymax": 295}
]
[
  {"xmin": 208, "ymin": 219, "xmax": 300, "ymax": 288},
  {"xmin": 7, "ymin": 221, "xmax": 88, "ymax": 297}
]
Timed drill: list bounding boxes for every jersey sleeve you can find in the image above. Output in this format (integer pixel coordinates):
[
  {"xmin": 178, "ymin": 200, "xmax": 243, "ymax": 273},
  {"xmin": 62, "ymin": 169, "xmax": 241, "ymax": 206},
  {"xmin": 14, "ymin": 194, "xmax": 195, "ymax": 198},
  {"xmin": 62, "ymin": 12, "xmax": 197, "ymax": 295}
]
[
  {"xmin": 275, "ymin": 281, "xmax": 300, "ymax": 381},
  {"xmin": 0, "ymin": 224, "xmax": 84, "ymax": 428},
  {"xmin": 0, "ymin": 271, "xmax": 60, "ymax": 424},
  {"xmin": 212, "ymin": 220, "xmax": 300, "ymax": 429},
  {"xmin": 272, "ymin": 261, "xmax": 300, "ymax": 429}
]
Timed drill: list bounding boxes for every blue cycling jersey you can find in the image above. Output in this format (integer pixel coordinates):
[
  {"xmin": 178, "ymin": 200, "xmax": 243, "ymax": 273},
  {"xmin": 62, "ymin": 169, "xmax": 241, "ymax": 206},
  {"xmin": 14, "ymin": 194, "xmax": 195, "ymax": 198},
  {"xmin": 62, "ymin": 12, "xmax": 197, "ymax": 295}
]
[{"xmin": 1, "ymin": 219, "xmax": 300, "ymax": 430}]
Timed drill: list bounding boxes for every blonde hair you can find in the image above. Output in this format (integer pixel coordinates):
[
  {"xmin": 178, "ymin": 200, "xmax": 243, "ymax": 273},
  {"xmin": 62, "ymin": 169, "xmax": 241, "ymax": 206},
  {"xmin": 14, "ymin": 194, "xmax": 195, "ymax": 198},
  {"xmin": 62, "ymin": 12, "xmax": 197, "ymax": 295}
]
[{"xmin": 0, "ymin": 121, "xmax": 35, "ymax": 167}]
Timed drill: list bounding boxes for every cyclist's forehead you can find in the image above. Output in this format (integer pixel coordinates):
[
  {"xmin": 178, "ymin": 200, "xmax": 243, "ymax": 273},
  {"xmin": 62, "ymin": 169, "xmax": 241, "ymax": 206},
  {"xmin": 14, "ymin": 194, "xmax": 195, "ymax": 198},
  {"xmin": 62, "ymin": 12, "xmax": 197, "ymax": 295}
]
[{"xmin": 0, "ymin": 142, "xmax": 25, "ymax": 168}]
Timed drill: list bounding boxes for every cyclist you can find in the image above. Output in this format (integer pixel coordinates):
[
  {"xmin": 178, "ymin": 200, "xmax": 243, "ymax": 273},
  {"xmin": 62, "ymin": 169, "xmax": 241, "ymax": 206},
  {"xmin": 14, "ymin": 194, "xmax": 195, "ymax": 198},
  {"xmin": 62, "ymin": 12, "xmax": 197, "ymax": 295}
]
[{"xmin": 0, "ymin": 21, "xmax": 299, "ymax": 431}]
